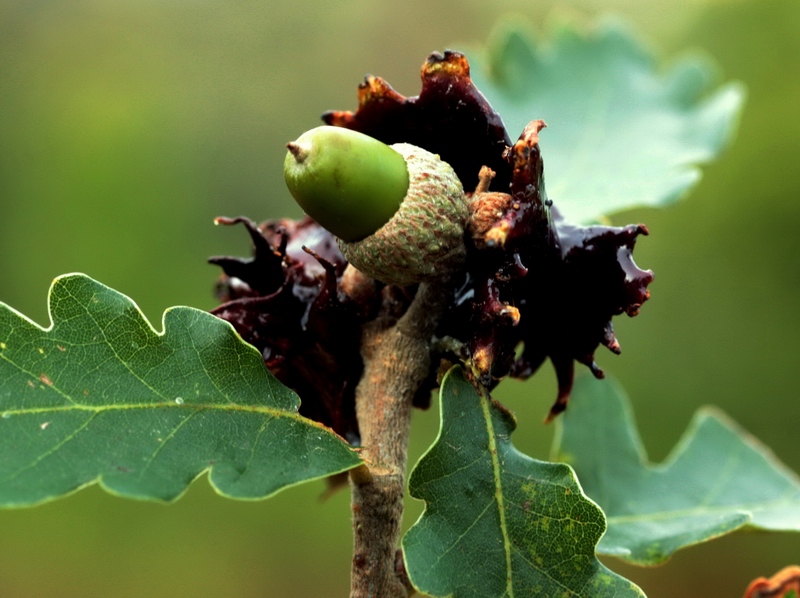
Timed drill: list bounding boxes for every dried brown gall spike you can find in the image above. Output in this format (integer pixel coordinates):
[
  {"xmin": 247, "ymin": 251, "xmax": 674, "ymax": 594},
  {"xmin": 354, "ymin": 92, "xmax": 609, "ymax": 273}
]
[
  {"xmin": 468, "ymin": 167, "xmax": 515, "ymax": 250},
  {"xmin": 209, "ymin": 216, "xmax": 363, "ymax": 442},
  {"xmin": 323, "ymin": 50, "xmax": 511, "ymax": 192},
  {"xmin": 435, "ymin": 120, "xmax": 653, "ymax": 421}
]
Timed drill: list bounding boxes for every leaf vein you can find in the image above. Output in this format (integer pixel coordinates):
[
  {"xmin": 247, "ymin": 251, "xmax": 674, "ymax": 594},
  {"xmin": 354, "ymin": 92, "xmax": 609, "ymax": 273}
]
[{"xmin": 0, "ymin": 411, "xmax": 99, "ymax": 484}]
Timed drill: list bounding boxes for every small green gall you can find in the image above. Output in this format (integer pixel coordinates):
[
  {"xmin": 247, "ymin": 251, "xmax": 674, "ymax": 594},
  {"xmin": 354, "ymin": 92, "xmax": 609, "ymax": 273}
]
[{"xmin": 284, "ymin": 126, "xmax": 468, "ymax": 286}]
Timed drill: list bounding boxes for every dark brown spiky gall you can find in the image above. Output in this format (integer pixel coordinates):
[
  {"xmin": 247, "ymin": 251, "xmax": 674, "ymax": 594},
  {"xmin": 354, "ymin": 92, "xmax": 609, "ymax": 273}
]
[{"xmin": 285, "ymin": 126, "xmax": 468, "ymax": 286}]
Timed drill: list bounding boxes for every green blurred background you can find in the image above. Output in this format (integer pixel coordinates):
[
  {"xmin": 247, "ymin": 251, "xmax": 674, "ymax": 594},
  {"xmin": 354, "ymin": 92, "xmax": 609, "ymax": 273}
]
[{"xmin": 1, "ymin": 0, "xmax": 798, "ymax": 596}]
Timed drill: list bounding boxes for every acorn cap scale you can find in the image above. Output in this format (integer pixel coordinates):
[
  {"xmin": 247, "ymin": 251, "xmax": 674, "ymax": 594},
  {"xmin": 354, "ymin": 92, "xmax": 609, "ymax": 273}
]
[{"xmin": 284, "ymin": 126, "xmax": 409, "ymax": 243}]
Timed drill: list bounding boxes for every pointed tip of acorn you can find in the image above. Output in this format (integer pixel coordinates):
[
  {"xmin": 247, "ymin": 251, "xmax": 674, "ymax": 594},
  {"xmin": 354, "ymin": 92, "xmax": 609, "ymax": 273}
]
[{"xmin": 286, "ymin": 141, "xmax": 310, "ymax": 163}]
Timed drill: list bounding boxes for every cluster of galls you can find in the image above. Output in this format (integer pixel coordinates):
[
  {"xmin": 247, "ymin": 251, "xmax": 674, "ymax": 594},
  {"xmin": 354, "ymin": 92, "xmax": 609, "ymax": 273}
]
[{"xmin": 210, "ymin": 51, "xmax": 653, "ymax": 442}]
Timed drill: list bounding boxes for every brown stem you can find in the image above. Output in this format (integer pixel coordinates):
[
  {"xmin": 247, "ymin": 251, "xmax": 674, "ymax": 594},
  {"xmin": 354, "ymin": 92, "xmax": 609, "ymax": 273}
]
[{"xmin": 349, "ymin": 280, "xmax": 451, "ymax": 598}]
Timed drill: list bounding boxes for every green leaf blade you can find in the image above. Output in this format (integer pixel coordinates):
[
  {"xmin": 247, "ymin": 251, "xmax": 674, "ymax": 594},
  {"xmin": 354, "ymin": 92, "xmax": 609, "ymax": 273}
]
[
  {"xmin": 0, "ymin": 274, "xmax": 361, "ymax": 506},
  {"xmin": 469, "ymin": 18, "xmax": 745, "ymax": 223},
  {"xmin": 403, "ymin": 367, "xmax": 643, "ymax": 598},
  {"xmin": 553, "ymin": 376, "xmax": 800, "ymax": 565}
]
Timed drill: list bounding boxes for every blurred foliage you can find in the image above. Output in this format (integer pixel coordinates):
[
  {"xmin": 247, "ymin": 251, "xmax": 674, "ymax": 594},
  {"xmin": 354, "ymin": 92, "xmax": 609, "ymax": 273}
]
[
  {"xmin": 0, "ymin": 0, "xmax": 798, "ymax": 596},
  {"xmin": 471, "ymin": 17, "xmax": 745, "ymax": 223},
  {"xmin": 555, "ymin": 375, "xmax": 800, "ymax": 566}
]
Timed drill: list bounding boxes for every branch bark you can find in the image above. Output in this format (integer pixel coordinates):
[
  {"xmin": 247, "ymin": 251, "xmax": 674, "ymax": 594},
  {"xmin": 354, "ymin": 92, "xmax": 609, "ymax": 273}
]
[{"xmin": 349, "ymin": 279, "xmax": 451, "ymax": 598}]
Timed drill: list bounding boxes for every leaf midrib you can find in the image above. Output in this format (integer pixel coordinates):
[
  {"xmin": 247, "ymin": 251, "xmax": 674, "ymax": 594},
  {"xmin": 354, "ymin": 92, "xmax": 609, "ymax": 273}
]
[
  {"xmin": 479, "ymin": 391, "xmax": 515, "ymax": 598},
  {"xmin": 1, "ymin": 401, "xmax": 304, "ymax": 420}
]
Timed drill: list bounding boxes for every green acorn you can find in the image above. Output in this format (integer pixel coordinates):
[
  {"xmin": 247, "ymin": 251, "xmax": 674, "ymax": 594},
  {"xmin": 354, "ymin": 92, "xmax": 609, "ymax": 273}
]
[{"xmin": 284, "ymin": 126, "xmax": 468, "ymax": 286}]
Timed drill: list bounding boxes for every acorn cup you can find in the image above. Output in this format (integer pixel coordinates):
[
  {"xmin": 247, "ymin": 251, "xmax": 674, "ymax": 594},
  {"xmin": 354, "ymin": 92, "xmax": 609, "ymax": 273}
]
[{"xmin": 284, "ymin": 126, "xmax": 468, "ymax": 287}]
